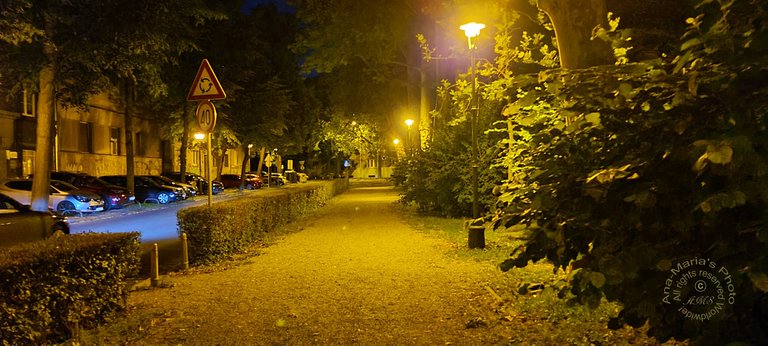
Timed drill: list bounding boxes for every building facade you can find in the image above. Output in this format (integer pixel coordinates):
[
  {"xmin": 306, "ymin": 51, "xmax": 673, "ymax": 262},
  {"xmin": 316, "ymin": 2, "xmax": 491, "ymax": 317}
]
[{"xmin": 0, "ymin": 90, "xmax": 246, "ymax": 181}]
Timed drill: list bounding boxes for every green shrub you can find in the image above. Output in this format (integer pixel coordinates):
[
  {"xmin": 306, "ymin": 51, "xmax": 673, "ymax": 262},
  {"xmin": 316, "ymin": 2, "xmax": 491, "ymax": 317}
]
[
  {"xmin": 493, "ymin": 1, "xmax": 768, "ymax": 343},
  {"xmin": 0, "ymin": 232, "xmax": 140, "ymax": 344},
  {"xmin": 177, "ymin": 180, "xmax": 348, "ymax": 264}
]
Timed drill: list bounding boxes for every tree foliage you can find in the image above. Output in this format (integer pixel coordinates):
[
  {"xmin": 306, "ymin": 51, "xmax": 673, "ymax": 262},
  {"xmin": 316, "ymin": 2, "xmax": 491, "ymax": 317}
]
[{"xmin": 493, "ymin": 0, "xmax": 768, "ymax": 343}]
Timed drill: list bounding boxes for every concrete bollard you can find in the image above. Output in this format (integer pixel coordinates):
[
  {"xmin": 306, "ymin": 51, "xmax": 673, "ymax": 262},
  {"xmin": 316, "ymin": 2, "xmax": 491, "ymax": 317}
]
[
  {"xmin": 181, "ymin": 233, "xmax": 189, "ymax": 270},
  {"xmin": 150, "ymin": 243, "xmax": 159, "ymax": 287},
  {"xmin": 468, "ymin": 225, "xmax": 485, "ymax": 249}
]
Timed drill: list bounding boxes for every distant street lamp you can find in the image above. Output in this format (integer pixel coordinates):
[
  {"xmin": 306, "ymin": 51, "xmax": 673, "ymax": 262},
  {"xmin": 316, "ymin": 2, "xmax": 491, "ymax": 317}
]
[
  {"xmin": 460, "ymin": 22, "xmax": 484, "ymax": 220},
  {"xmin": 193, "ymin": 133, "xmax": 206, "ymax": 177},
  {"xmin": 404, "ymin": 119, "xmax": 414, "ymax": 156},
  {"xmin": 247, "ymin": 143, "xmax": 253, "ymax": 172}
]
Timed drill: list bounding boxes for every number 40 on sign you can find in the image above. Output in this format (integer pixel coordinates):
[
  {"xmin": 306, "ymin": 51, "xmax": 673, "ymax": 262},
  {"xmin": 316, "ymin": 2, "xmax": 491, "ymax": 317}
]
[{"xmin": 195, "ymin": 100, "xmax": 217, "ymax": 133}]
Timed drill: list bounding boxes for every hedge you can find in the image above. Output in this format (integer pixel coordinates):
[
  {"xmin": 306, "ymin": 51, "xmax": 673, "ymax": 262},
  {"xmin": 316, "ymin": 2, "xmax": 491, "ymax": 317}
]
[
  {"xmin": 177, "ymin": 179, "xmax": 348, "ymax": 264},
  {"xmin": 0, "ymin": 232, "xmax": 140, "ymax": 344}
]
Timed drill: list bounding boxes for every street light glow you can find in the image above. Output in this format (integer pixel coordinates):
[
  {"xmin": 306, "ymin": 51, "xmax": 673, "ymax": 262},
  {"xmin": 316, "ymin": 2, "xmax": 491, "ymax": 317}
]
[
  {"xmin": 194, "ymin": 133, "xmax": 205, "ymax": 140},
  {"xmin": 393, "ymin": 139, "xmax": 400, "ymax": 145},
  {"xmin": 247, "ymin": 143, "xmax": 253, "ymax": 148},
  {"xmin": 460, "ymin": 22, "xmax": 485, "ymax": 38},
  {"xmin": 404, "ymin": 119, "xmax": 414, "ymax": 128}
]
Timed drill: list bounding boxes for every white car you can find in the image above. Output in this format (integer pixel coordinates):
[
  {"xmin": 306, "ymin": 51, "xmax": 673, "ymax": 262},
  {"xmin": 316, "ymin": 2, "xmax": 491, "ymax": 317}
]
[{"xmin": 0, "ymin": 178, "xmax": 105, "ymax": 214}]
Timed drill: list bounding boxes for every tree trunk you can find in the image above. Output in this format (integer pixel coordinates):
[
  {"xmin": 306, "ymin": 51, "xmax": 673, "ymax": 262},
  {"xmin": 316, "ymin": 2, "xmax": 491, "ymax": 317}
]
[
  {"xmin": 179, "ymin": 102, "xmax": 189, "ymax": 183},
  {"xmin": 239, "ymin": 144, "xmax": 250, "ymax": 191},
  {"xmin": 123, "ymin": 79, "xmax": 135, "ymax": 193},
  {"xmin": 30, "ymin": 60, "xmax": 55, "ymax": 212},
  {"xmin": 256, "ymin": 146, "xmax": 265, "ymax": 175},
  {"xmin": 216, "ymin": 146, "xmax": 225, "ymax": 180},
  {"xmin": 537, "ymin": 0, "xmax": 613, "ymax": 69}
]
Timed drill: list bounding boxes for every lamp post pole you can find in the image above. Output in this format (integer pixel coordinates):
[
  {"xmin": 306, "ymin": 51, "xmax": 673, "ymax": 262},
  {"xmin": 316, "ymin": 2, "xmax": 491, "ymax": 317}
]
[
  {"xmin": 405, "ymin": 119, "xmax": 414, "ymax": 157},
  {"xmin": 461, "ymin": 22, "xmax": 484, "ymax": 219}
]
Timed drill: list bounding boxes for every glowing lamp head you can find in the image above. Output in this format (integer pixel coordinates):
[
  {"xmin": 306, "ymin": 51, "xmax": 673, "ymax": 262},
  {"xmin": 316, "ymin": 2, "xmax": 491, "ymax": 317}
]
[
  {"xmin": 460, "ymin": 22, "xmax": 485, "ymax": 38},
  {"xmin": 393, "ymin": 139, "xmax": 400, "ymax": 145},
  {"xmin": 404, "ymin": 119, "xmax": 414, "ymax": 128},
  {"xmin": 248, "ymin": 144, "xmax": 253, "ymax": 148},
  {"xmin": 194, "ymin": 133, "xmax": 206, "ymax": 140}
]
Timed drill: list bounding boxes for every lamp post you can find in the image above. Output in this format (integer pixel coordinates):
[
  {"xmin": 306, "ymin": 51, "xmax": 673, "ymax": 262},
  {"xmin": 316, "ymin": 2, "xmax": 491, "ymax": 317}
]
[
  {"xmin": 247, "ymin": 144, "xmax": 253, "ymax": 172},
  {"xmin": 460, "ymin": 22, "xmax": 484, "ymax": 220},
  {"xmin": 404, "ymin": 119, "xmax": 414, "ymax": 156},
  {"xmin": 194, "ymin": 133, "xmax": 205, "ymax": 177},
  {"xmin": 393, "ymin": 138, "xmax": 400, "ymax": 161}
]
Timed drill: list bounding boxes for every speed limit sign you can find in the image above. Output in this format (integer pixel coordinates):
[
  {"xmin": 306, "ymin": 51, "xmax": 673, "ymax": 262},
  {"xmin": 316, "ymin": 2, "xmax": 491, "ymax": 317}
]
[{"xmin": 195, "ymin": 100, "xmax": 217, "ymax": 133}]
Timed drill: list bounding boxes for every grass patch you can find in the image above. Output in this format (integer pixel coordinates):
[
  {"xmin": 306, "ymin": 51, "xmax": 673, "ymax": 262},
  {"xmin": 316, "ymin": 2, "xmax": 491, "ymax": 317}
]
[{"xmin": 397, "ymin": 203, "xmax": 687, "ymax": 345}]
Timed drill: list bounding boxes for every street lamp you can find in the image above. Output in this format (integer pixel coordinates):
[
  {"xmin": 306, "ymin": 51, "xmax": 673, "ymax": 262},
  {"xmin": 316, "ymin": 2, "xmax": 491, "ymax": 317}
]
[
  {"xmin": 193, "ymin": 133, "xmax": 205, "ymax": 140},
  {"xmin": 460, "ymin": 22, "xmax": 484, "ymax": 220},
  {"xmin": 404, "ymin": 119, "xmax": 414, "ymax": 156},
  {"xmin": 247, "ymin": 144, "xmax": 253, "ymax": 172}
]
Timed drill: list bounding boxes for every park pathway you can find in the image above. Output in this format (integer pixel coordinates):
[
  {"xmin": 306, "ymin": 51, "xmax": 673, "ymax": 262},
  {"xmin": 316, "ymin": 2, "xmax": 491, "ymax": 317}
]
[{"xmin": 97, "ymin": 180, "xmax": 506, "ymax": 344}]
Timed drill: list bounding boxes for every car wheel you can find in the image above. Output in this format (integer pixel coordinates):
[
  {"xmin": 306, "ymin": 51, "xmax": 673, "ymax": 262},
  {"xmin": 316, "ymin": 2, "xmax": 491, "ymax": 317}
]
[
  {"xmin": 157, "ymin": 192, "xmax": 170, "ymax": 204},
  {"xmin": 56, "ymin": 201, "xmax": 76, "ymax": 213},
  {"xmin": 245, "ymin": 183, "xmax": 254, "ymax": 190}
]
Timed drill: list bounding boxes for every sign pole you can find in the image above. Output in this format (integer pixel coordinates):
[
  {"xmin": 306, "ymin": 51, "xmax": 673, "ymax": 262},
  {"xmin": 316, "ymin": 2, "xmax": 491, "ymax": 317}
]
[
  {"xmin": 187, "ymin": 58, "xmax": 225, "ymax": 208},
  {"xmin": 207, "ymin": 134, "xmax": 212, "ymax": 207}
]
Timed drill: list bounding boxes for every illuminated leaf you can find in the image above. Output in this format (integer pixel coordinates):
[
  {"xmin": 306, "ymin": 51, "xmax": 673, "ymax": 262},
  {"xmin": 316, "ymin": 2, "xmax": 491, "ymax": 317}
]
[
  {"xmin": 706, "ymin": 144, "xmax": 733, "ymax": 164},
  {"xmin": 590, "ymin": 272, "xmax": 606, "ymax": 288}
]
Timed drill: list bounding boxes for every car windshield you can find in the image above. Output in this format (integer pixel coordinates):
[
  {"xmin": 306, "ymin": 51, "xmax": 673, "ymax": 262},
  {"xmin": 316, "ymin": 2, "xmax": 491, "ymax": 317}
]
[
  {"xmin": 83, "ymin": 176, "xmax": 112, "ymax": 186},
  {"xmin": 51, "ymin": 180, "xmax": 78, "ymax": 192},
  {"xmin": 154, "ymin": 176, "xmax": 175, "ymax": 184}
]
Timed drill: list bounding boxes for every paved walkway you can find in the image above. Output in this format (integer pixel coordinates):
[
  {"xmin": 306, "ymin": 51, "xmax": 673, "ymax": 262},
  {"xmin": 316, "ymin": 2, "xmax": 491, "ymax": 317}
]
[{"xmin": 107, "ymin": 180, "xmax": 503, "ymax": 345}]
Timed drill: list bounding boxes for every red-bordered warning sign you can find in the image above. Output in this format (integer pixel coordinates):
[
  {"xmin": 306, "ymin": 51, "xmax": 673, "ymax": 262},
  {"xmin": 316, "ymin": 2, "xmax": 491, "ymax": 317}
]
[{"xmin": 187, "ymin": 59, "xmax": 227, "ymax": 101}]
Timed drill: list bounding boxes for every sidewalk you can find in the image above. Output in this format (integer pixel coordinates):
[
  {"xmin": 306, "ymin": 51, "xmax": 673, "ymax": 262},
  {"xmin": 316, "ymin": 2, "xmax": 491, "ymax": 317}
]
[{"xmin": 90, "ymin": 180, "xmax": 504, "ymax": 344}]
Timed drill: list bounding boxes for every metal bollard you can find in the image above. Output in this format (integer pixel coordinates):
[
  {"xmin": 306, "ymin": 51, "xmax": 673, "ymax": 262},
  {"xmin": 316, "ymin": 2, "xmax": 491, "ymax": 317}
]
[
  {"xmin": 181, "ymin": 233, "xmax": 189, "ymax": 270},
  {"xmin": 468, "ymin": 225, "xmax": 485, "ymax": 249},
  {"xmin": 150, "ymin": 243, "xmax": 159, "ymax": 287}
]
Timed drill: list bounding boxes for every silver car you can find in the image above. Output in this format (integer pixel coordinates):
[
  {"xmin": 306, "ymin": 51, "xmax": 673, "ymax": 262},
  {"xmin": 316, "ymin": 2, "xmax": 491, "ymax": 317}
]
[{"xmin": 0, "ymin": 178, "xmax": 105, "ymax": 215}]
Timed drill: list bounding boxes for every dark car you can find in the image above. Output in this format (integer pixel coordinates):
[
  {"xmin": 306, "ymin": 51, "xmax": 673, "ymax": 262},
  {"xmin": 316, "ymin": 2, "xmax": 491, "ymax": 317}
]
[
  {"xmin": 162, "ymin": 172, "xmax": 224, "ymax": 195},
  {"xmin": 48, "ymin": 171, "xmax": 135, "ymax": 210},
  {"xmin": 219, "ymin": 173, "xmax": 263, "ymax": 190},
  {"xmin": 99, "ymin": 175, "xmax": 183, "ymax": 204},
  {"xmin": 0, "ymin": 192, "xmax": 69, "ymax": 247},
  {"xmin": 142, "ymin": 175, "xmax": 197, "ymax": 198}
]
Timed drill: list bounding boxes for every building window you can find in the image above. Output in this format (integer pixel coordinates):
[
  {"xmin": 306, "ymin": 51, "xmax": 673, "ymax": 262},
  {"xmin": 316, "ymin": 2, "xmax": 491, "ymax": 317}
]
[
  {"xmin": 110, "ymin": 127, "xmax": 121, "ymax": 155},
  {"xmin": 192, "ymin": 149, "xmax": 200, "ymax": 167},
  {"xmin": 223, "ymin": 151, "xmax": 229, "ymax": 168},
  {"xmin": 79, "ymin": 122, "xmax": 92, "ymax": 153},
  {"xmin": 135, "ymin": 131, "xmax": 145, "ymax": 156},
  {"xmin": 22, "ymin": 88, "xmax": 36, "ymax": 117}
]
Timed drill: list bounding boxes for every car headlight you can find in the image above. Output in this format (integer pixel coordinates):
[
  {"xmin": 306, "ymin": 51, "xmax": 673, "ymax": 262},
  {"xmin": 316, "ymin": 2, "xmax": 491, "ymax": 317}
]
[{"xmin": 74, "ymin": 194, "xmax": 90, "ymax": 202}]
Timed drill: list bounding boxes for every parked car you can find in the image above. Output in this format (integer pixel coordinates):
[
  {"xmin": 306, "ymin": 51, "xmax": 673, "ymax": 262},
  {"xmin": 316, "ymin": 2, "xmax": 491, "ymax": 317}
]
[
  {"xmin": 99, "ymin": 175, "xmax": 183, "ymax": 204},
  {"xmin": 219, "ymin": 173, "xmax": 263, "ymax": 190},
  {"xmin": 162, "ymin": 172, "xmax": 224, "ymax": 195},
  {"xmin": 0, "ymin": 178, "xmax": 104, "ymax": 214},
  {"xmin": 47, "ymin": 172, "xmax": 135, "ymax": 210},
  {"xmin": 0, "ymin": 192, "xmax": 69, "ymax": 247},
  {"xmin": 297, "ymin": 172, "xmax": 309, "ymax": 183},
  {"xmin": 261, "ymin": 171, "xmax": 288, "ymax": 186},
  {"xmin": 142, "ymin": 175, "xmax": 197, "ymax": 198}
]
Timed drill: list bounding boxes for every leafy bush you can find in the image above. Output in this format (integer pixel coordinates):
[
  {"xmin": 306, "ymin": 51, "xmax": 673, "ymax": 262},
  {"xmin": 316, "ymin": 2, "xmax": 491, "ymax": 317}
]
[
  {"xmin": 177, "ymin": 179, "xmax": 348, "ymax": 264},
  {"xmin": 494, "ymin": 0, "xmax": 768, "ymax": 343},
  {"xmin": 392, "ymin": 82, "xmax": 507, "ymax": 218},
  {"xmin": 0, "ymin": 232, "xmax": 140, "ymax": 344}
]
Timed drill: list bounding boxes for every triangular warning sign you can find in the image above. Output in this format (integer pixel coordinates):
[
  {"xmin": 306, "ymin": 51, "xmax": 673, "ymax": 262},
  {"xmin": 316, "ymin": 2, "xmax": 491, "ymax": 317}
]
[{"xmin": 187, "ymin": 59, "xmax": 227, "ymax": 101}]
